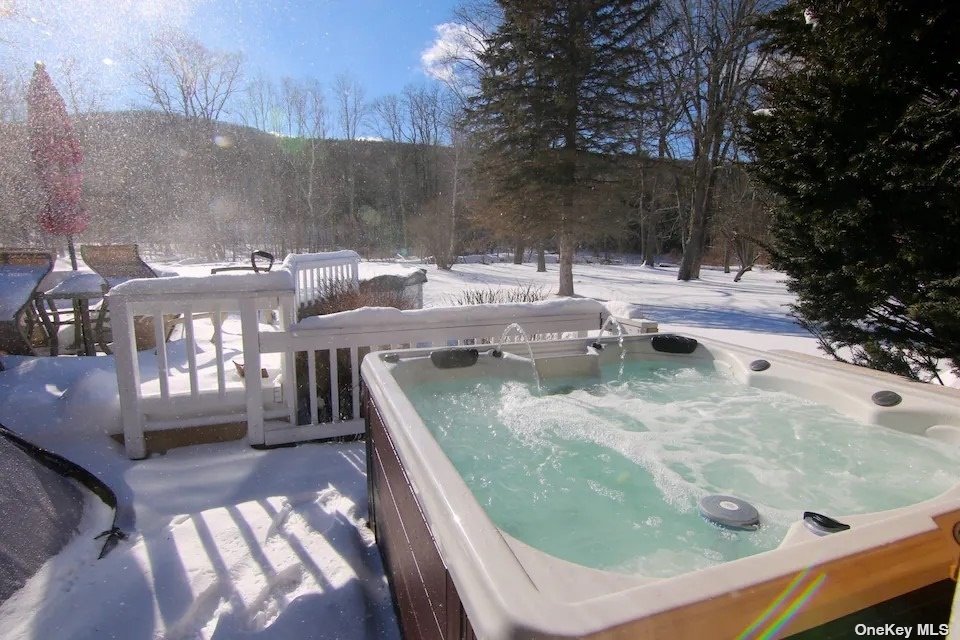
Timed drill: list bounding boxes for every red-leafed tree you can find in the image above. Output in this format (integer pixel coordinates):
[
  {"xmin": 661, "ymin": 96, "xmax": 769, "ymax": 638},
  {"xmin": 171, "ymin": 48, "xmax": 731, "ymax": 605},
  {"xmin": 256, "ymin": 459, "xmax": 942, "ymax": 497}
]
[{"xmin": 27, "ymin": 61, "xmax": 89, "ymax": 269}]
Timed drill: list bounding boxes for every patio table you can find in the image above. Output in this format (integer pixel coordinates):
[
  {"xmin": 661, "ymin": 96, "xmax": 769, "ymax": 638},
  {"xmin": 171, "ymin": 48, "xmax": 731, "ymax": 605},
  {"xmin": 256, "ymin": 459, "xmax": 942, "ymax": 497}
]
[{"xmin": 39, "ymin": 273, "xmax": 107, "ymax": 356}]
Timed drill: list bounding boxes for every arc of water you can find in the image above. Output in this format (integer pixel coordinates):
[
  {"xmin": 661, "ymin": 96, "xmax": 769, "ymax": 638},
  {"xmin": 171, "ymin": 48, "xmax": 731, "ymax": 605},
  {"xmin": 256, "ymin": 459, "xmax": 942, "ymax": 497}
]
[
  {"xmin": 495, "ymin": 322, "xmax": 541, "ymax": 392},
  {"xmin": 598, "ymin": 316, "xmax": 627, "ymax": 379}
]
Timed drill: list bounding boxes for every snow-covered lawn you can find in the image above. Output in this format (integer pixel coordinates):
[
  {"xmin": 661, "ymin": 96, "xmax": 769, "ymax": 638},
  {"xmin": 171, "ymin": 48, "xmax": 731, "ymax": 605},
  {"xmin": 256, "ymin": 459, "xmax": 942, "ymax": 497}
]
[
  {"xmin": 423, "ymin": 261, "xmax": 821, "ymax": 355},
  {"xmin": 0, "ymin": 258, "xmax": 823, "ymax": 640}
]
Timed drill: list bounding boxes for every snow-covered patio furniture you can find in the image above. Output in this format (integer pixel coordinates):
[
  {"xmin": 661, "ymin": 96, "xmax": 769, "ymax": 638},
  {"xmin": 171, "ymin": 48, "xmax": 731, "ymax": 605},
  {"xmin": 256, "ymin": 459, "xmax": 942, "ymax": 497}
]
[
  {"xmin": 210, "ymin": 250, "xmax": 275, "ymax": 274},
  {"xmin": 38, "ymin": 272, "xmax": 110, "ymax": 356},
  {"xmin": 79, "ymin": 243, "xmax": 160, "ymax": 285},
  {"xmin": 80, "ymin": 244, "xmax": 178, "ymax": 351},
  {"xmin": 359, "ymin": 268, "xmax": 427, "ymax": 309},
  {"xmin": 0, "ymin": 249, "xmax": 55, "ymax": 357}
]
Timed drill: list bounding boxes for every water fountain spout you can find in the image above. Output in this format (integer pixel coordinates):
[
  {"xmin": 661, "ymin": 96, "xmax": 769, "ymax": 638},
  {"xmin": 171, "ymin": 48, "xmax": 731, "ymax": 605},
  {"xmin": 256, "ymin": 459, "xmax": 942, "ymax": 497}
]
[
  {"xmin": 494, "ymin": 322, "xmax": 541, "ymax": 392},
  {"xmin": 598, "ymin": 316, "xmax": 627, "ymax": 379}
]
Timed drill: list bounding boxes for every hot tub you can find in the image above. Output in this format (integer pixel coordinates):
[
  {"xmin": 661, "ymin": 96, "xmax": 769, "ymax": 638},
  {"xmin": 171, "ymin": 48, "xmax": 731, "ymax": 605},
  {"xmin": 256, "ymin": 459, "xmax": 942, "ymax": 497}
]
[{"xmin": 361, "ymin": 334, "xmax": 960, "ymax": 639}]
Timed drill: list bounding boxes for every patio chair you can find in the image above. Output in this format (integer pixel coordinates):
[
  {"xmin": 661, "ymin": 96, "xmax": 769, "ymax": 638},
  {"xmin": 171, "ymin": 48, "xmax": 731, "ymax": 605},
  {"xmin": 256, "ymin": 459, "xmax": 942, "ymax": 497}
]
[
  {"xmin": 208, "ymin": 250, "xmax": 277, "ymax": 336},
  {"xmin": 80, "ymin": 244, "xmax": 176, "ymax": 351},
  {"xmin": 80, "ymin": 243, "xmax": 158, "ymax": 286},
  {"xmin": 210, "ymin": 250, "xmax": 275, "ymax": 274},
  {"xmin": 0, "ymin": 249, "xmax": 55, "ymax": 357}
]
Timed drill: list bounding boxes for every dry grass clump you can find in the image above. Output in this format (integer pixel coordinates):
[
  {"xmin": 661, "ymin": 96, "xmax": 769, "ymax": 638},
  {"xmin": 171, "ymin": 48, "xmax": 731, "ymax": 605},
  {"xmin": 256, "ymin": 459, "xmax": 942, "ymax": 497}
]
[
  {"xmin": 447, "ymin": 284, "xmax": 546, "ymax": 306},
  {"xmin": 298, "ymin": 281, "xmax": 414, "ymax": 319}
]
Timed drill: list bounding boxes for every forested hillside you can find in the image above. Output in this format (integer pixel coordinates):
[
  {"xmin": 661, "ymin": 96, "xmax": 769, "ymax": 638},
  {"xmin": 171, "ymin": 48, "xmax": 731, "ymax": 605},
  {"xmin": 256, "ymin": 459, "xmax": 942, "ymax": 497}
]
[{"xmin": 0, "ymin": 110, "xmax": 769, "ymax": 269}]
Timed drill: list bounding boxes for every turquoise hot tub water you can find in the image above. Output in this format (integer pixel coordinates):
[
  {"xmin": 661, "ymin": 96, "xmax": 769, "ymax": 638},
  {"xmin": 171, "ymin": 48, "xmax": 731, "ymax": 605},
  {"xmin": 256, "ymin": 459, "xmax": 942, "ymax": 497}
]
[{"xmin": 404, "ymin": 359, "xmax": 960, "ymax": 578}]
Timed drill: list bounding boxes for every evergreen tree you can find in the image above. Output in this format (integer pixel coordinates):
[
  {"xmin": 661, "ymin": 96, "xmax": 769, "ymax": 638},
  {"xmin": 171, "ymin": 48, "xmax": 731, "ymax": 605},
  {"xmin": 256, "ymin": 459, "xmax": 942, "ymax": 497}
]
[
  {"xmin": 468, "ymin": 0, "xmax": 661, "ymax": 295},
  {"xmin": 747, "ymin": 1, "xmax": 960, "ymax": 380}
]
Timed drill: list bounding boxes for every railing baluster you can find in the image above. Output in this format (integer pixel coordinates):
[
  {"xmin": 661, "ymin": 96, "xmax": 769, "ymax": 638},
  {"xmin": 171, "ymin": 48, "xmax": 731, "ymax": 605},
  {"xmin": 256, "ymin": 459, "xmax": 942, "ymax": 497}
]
[
  {"xmin": 350, "ymin": 346, "xmax": 360, "ymax": 419},
  {"xmin": 213, "ymin": 304, "xmax": 225, "ymax": 397},
  {"xmin": 240, "ymin": 297, "xmax": 265, "ymax": 445},
  {"xmin": 155, "ymin": 311, "xmax": 169, "ymax": 400},
  {"xmin": 307, "ymin": 349, "xmax": 318, "ymax": 426},
  {"xmin": 329, "ymin": 348, "xmax": 339, "ymax": 422},
  {"xmin": 184, "ymin": 307, "xmax": 198, "ymax": 398}
]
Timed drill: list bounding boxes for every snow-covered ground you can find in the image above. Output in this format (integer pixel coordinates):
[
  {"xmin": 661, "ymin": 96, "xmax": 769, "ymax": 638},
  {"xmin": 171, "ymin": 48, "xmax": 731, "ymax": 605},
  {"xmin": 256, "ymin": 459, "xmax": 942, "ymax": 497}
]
[
  {"xmin": 0, "ymin": 257, "xmax": 824, "ymax": 640},
  {"xmin": 423, "ymin": 261, "xmax": 821, "ymax": 355}
]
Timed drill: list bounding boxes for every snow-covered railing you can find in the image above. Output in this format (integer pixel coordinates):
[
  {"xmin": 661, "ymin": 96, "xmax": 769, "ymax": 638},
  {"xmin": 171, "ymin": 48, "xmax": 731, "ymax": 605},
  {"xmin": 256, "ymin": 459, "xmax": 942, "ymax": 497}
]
[
  {"xmin": 108, "ymin": 256, "xmax": 657, "ymax": 458},
  {"xmin": 251, "ymin": 299, "xmax": 611, "ymax": 446},
  {"xmin": 109, "ymin": 271, "xmax": 296, "ymax": 459},
  {"xmin": 283, "ymin": 251, "xmax": 360, "ymax": 310}
]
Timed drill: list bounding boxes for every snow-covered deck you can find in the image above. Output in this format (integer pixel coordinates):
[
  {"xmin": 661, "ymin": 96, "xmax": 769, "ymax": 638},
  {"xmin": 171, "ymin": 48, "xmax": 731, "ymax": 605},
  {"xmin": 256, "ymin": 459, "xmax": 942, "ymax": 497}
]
[{"xmin": 0, "ymin": 257, "xmax": 844, "ymax": 640}]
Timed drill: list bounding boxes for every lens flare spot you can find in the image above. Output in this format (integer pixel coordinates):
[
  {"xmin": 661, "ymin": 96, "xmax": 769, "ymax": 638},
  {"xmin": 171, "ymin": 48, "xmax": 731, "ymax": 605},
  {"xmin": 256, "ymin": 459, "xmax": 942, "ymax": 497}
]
[{"xmin": 212, "ymin": 134, "xmax": 234, "ymax": 148}]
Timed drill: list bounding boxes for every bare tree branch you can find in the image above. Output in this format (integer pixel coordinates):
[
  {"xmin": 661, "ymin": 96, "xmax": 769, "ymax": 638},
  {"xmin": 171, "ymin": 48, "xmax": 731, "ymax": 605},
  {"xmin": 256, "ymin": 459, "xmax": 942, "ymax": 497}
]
[{"xmin": 130, "ymin": 30, "xmax": 244, "ymax": 122}]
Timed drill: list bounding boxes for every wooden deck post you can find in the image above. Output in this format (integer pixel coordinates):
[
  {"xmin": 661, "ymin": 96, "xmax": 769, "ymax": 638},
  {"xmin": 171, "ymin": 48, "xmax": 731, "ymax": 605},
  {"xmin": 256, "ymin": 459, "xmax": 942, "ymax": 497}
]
[
  {"xmin": 112, "ymin": 297, "xmax": 146, "ymax": 459},
  {"xmin": 240, "ymin": 297, "xmax": 265, "ymax": 446}
]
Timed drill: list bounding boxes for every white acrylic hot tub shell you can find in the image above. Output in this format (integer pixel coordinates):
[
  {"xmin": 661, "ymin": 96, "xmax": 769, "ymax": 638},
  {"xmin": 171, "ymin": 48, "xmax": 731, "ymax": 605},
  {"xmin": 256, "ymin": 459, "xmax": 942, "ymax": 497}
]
[{"xmin": 361, "ymin": 334, "xmax": 960, "ymax": 639}]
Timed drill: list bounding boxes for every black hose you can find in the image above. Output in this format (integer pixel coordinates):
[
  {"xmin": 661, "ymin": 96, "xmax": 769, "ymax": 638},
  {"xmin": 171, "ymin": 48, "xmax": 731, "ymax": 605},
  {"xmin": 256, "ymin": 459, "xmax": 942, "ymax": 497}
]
[{"xmin": 0, "ymin": 423, "xmax": 126, "ymax": 559}]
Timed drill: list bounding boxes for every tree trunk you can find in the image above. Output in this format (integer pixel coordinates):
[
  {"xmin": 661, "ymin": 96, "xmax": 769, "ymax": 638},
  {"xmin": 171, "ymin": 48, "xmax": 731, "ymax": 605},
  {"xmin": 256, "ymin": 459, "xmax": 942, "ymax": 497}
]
[
  {"xmin": 678, "ymin": 158, "xmax": 712, "ymax": 281},
  {"xmin": 642, "ymin": 214, "xmax": 657, "ymax": 267},
  {"xmin": 639, "ymin": 218, "xmax": 647, "ymax": 264},
  {"xmin": 558, "ymin": 235, "xmax": 575, "ymax": 296},
  {"xmin": 723, "ymin": 241, "xmax": 731, "ymax": 273},
  {"xmin": 537, "ymin": 244, "xmax": 546, "ymax": 272},
  {"xmin": 448, "ymin": 143, "xmax": 459, "ymax": 260},
  {"xmin": 513, "ymin": 239, "xmax": 525, "ymax": 264},
  {"xmin": 67, "ymin": 236, "xmax": 78, "ymax": 270}
]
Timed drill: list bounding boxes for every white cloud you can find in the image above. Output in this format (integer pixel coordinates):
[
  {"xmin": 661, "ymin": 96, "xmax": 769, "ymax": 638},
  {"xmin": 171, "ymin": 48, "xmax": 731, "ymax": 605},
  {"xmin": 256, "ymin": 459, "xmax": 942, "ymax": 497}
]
[{"xmin": 420, "ymin": 22, "xmax": 484, "ymax": 83}]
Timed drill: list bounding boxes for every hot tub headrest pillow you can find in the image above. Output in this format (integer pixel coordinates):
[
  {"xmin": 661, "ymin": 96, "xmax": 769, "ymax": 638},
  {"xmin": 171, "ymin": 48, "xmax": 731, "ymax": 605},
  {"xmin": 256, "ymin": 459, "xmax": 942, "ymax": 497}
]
[
  {"xmin": 430, "ymin": 348, "xmax": 480, "ymax": 369},
  {"xmin": 651, "ymin": 334, "xmax": 699, "ymax": 355}
]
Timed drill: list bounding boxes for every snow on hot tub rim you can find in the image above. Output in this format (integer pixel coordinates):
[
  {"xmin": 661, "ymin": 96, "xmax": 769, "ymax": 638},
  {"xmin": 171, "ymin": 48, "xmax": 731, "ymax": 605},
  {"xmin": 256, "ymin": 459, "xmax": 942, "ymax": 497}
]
[{"xmin": 360, "ymin": 334, "xmax": 960, "ymax": 639}]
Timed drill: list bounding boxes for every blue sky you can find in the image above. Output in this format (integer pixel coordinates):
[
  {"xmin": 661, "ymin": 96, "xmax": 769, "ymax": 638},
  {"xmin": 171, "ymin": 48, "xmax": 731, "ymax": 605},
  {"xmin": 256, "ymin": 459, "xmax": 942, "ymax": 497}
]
[
  {"xmin": 1, "ymin": 0, "xmax": 463, "ymax": 117},
  {"xmin": 189, "ymin": 1, "xmax": 462, "ymax": 95}
]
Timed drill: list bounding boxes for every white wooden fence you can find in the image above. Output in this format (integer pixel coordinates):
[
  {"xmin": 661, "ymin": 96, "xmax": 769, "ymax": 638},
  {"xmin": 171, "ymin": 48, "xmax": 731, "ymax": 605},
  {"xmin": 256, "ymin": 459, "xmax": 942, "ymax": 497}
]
[
  {"xmin": 109, "ymin": 254, "xmax": 657, "ymax": 458},
  {"xmin": 251, "ymin": 299, "xmax": 612, "ymax": 446},
  {"xmin": 109, "ymin": 271, "xmax": 297, "ymax": 459},
  {"xmin": 109, "ymin": 251, "xmax": 361, "ymax": 459},
  {"xmin": 283, "ymin": 251, "xmax": 360, "ymax": 310}
]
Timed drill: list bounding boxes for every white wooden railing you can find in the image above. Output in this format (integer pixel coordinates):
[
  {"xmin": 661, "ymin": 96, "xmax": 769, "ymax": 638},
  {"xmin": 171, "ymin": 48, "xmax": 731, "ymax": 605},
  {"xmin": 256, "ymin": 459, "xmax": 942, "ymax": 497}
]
[
  {"xmin": 109, "ymin": 251, "xmax": 657, "ymax": 458},
  {"xmin": 250, "ymin": 299, "xmax": 611, "ymax": 446},
  {"xmin": 109, "ymin": 271, "xmax": 297, "ymax": 459},
  {"xmin": 283, "ymin": 251, "xmax": 360, "ymax": 310},
  {"xmin": 109, "ymin": 251, "xmax": 363, "ymax": 459}
]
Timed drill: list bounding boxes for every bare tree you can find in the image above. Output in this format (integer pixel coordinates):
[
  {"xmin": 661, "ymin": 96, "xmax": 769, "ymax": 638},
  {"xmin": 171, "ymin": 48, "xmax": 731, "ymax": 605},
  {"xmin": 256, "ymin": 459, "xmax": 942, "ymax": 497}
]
[
  {"xmin": 631, "ymin": 13, "xmax": 688, "ymax": 267},
  {"xmin": 332, "ymin": 73, "xmax": 366, "ymax": 140},
  {"xmin": 662, "ymin": 0, "xmax": 771, "ymax": 281},
  {"xmin": 239, "ymin": 73, "xmax": 277, "ymax": 131},
  {"xmin": 332, "ymin": 73, "xmax": 368, "ymax": 235},
  {"xmin": 0, "ymin": 69, "xmax": 25, "ymax": 122},
  {"xmin": 371, "ymin": 94, "xmax": 405, "ymax": 142},
  {"xmin": 427, "ymin": 0, "xmax": 502, "ymax": 106},
  {"xmin": 131, "ymin": 30, "xmax": 244, "ymax": 122},
  {"xmin": 714, "ymin": 164, "xmax": 772, "ymax": 281},
  {"xmin": 293, "ymin": 79, "xmax": 331, "ymax": 248},
  {"xmin": 56, "ymin": 56, "xmax": 105, "ymax": 114},
  {"xmin": 403, "ymin": 84, "xmax": 445, "ymax": 145}
]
